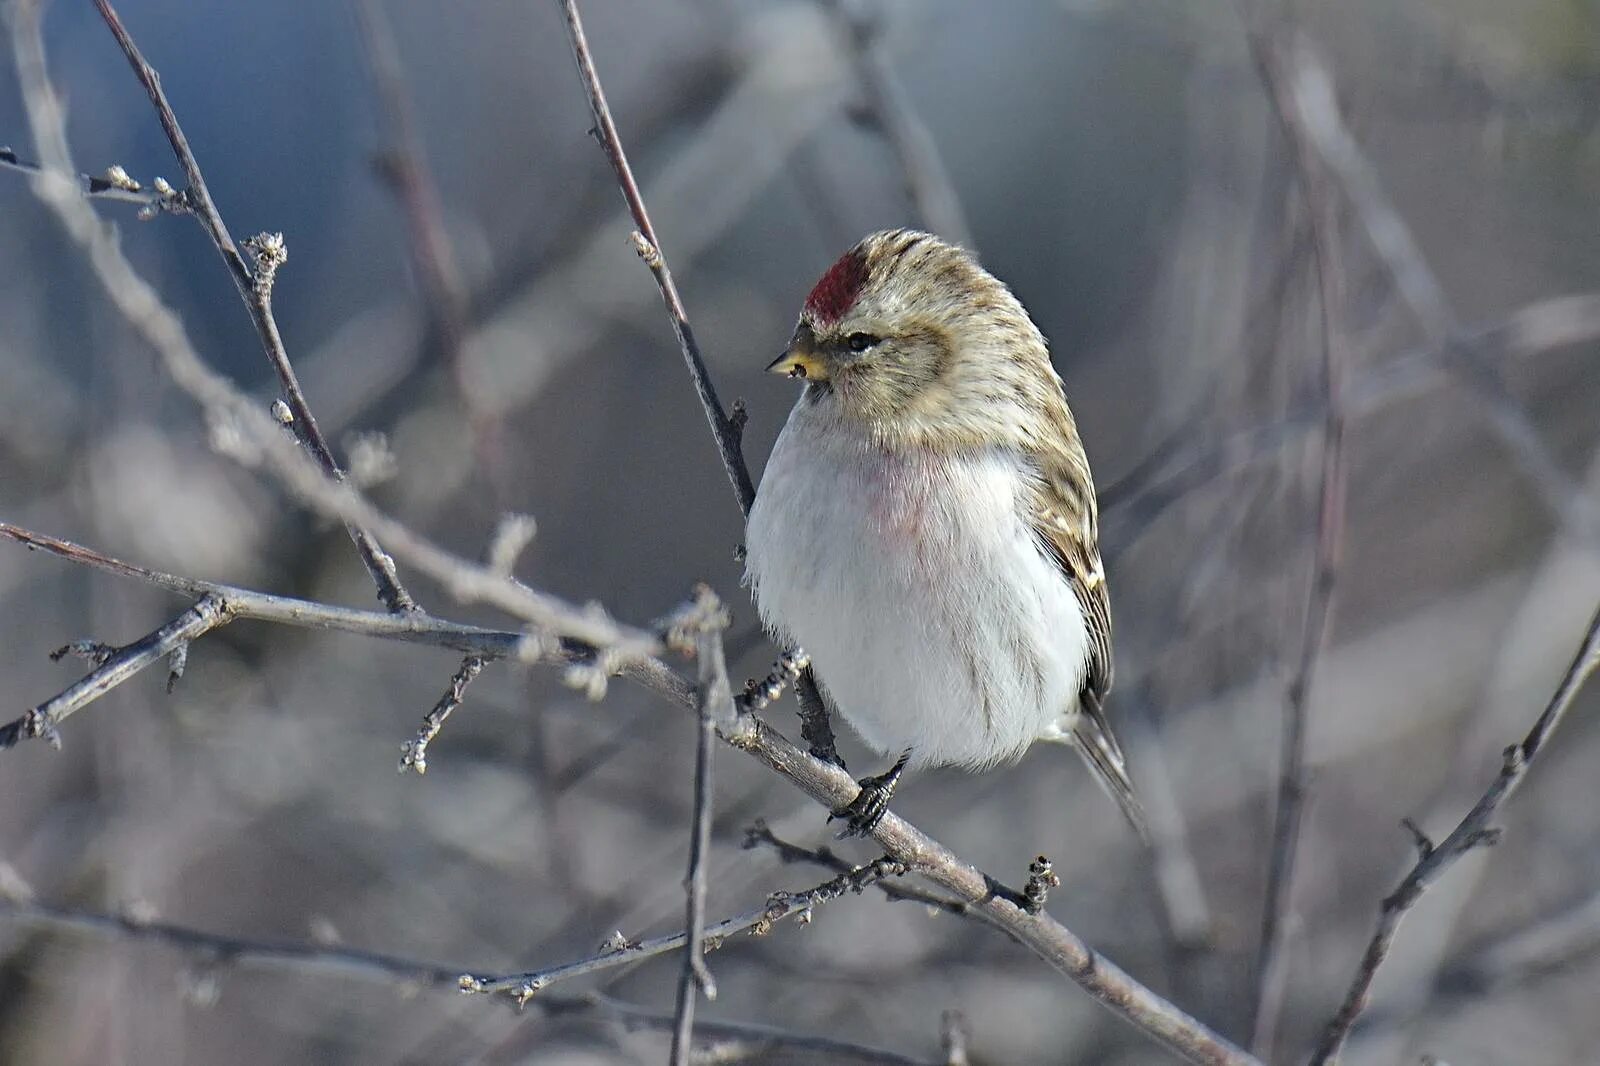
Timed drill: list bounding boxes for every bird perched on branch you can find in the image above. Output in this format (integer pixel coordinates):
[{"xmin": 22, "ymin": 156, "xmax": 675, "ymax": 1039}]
[{"xmin": 744, "ymin": 228, "xmax": 1145, "ymax": 839}]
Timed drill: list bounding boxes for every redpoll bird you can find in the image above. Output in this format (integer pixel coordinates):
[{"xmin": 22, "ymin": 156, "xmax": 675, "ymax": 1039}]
[{"xmin": 744, "ymin": 229, "xmax": 1146, "ymax": 838}]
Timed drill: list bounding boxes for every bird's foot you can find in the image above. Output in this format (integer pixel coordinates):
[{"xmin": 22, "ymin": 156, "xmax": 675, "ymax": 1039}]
[{"xmin": 830, "ymin": 749, "xmax": 910, "ymax": 838}]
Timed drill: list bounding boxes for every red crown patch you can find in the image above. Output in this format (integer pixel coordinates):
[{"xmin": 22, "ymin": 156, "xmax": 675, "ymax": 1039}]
[{"xmin": 803, "ymin": 249, "xmax": 868, "ymax": 326}]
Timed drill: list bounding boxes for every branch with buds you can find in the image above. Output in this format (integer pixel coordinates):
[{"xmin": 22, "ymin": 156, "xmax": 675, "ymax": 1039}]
[
  {"xmin": 0, "ymin": 890, "xmax": 937, "ymax": 1065},
  {"xmin": 88, "ymin": 0, "xmax": 417, "ymax": 613},
  {"xmin": 0, "ymin": 516, "xmax": 1260, "ymax": 1064}
]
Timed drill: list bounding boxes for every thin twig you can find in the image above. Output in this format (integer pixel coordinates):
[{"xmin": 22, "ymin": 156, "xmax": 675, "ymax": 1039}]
[
  {"xmin": 0, "ymin": 524, "xmax": 505, "ymax": 652},
  {"xmin": 0, "ymin": 594, "xmax": 231, "ymax": 750},
  {"xmin": 742, "ymin": 821, "xmax": 974, "ymax": 918},
  {"xmin": 734, "ymin": 650, "xmax": 811, "ymax": 713},
  {"xmin": 0, "ymin": 896, "xmax": 930, "ymax": 1065},
  {"xmin": 662, "ymin": 588, "xmax": 738, "ymax": 1062},
  {"xmin": 460, "ymin": 853, "xmax": 911, "ymax": 1007},
  {"xmin": 555, "ymin": 0, "xmax": 844, "ymax": 769},
  {"xmin": 91, "ymin": 0, "xmax": 418, "ymax": 614},
  {"xmin": 1021, "ymin": 856, "xmax": 1063, "ymax": 917},
  {"xmin": 557, "ymin": 0, "xmax": 754, "ymax": 516},
  {"xmin": 398, "ymin": 655, "xmax": 489, "ymax": 774},
  {"xmin": 818, "ymin": 0, "xmax": 973, "ymax": 248},
  {"xmin": 0, "ymin": 145, "xmax": 171, "ymax": 210},
  {"xmin": 6, "ymin": 20, "xmax": 655, "ymax": 661},
  {"xmin": 459, "ymin": 915, "xmax": 738, "ymax": 1006},
  {"xmin": 1310, "ymin": 602, "xmax": 1600, "ymax": 1063},
  {"xmin": 1243, "ymin": 25, "xmax": 1351, "ymax": 1055},
  {"xmin": 736, "ymin": 715, "xmax": 1262, "ymax": 1064},
  {"xmin": 0, "ymin": 523, "xmax": 666, "ymax": 750}
]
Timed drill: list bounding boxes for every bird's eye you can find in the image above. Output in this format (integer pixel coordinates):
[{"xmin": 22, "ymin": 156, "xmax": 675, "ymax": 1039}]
[{"xmin": 846, "ymin": 332, "xmax": 880, "ymax": 352}]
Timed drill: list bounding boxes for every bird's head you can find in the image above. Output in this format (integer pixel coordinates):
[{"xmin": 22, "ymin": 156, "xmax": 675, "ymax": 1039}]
[{"xmin": 770, "ymin": 229, "xmax": 1057, "ymax": 449}]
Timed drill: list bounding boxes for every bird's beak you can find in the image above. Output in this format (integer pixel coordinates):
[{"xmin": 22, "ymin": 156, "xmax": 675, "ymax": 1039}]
[{"xmin": 767, "ymin": 341, "xmax": 829, "ymax": 382}]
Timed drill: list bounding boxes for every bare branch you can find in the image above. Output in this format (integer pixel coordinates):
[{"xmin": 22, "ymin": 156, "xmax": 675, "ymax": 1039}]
[
  {"xmin": 1021, "ymin": 855, "xmax": 1063, "ymax": 917},
  {"xmin": 0, "ymin": 524, "xmax": 510, "ymax": 654},
  {"xmin": 460, "ymin": 853, "xmax": 910, "ymax": 1007},
  {"xmin": 0, "ymin": 594, "xmax": 231, "ymax": 750},
  {"xmin": 661, "ymin": 588, "xmax": 738, "ymax": 1061},
  {"xmin": 397, "ymin": 655, "xmax": 489, "ymax": 774},
  {"xmin": 557, "ymin": 0, "xmax": 755, "ymax": 516},
  {"xmin": 737, "ymin": 718, "xmax": 1262, "ymax": 1064},
  {"xmin": 1310, "ymin": 602, "xmax": 1600, "ymax": 1062},
  {"xmin": 0, "ymin": 517, "xmax": 1258, "ymax": 1064},
  {"xmin": 0, "ymin": 145, "xmax": 173, "ymax": 211},
  {"xmin": 733, "ymin": 649, "xmax": 811, "ymax": 714},
  {"xmin": 0, "ymin": 895, "xmax": 931, "ymax": 1064},
  {"xmin": 0, "ymin": 522, "xmax": 677, "ymax": 752},
  {"xmin": 1242, "ymin": 25, "xmax": 1352, "ymax": 1055},
  {"xmin": 0, "ymin": 892, "xmax": 463, "ymax": 989},
  {"xmin": 6, "ymin": 16, "xmax": 655, "ymax": 659},
  {"xmin": 90, "ymin": 0, "xmax": 418, "ymax": 613},
  {"xmin": 742, "ymin": 820, "xmax": 975, "ymax": 919},
  {"xmin": 555, "ymin": 0, "xmax": 844, "ymax": 772}
]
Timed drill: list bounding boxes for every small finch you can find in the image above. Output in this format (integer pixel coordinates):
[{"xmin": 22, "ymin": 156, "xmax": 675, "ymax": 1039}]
[{"xmin": 744, "ymin": 229, "xmax": 1146, "ymax": 838}]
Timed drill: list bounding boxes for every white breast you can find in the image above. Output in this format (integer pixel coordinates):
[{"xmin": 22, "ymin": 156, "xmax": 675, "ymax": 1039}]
[{"xmin": 743, "ymin": 397, "xmax": 1089, "ymax": 770}]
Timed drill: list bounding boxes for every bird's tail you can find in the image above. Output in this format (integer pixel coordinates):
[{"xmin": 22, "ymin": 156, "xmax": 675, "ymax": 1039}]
[{"xmin": 1071, "ymin": 694, "xmax": 1150, "ymax": 844}]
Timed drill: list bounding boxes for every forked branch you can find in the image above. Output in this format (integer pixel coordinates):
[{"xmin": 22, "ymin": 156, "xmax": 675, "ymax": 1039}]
[{"xmin": 1310, "ymin": 602, "xmax": 1600, "ymax": 1062}]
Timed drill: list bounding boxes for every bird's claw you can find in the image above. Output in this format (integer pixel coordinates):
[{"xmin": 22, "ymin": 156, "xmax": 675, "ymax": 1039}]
[{"xmin": 829, "ymin": 750, "xmax": 910, "ymax": 838}]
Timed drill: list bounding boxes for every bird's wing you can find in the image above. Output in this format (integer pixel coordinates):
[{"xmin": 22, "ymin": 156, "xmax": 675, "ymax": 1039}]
[{"xmin": 1029, "ymin": 429, "xmax": 1148, "ymax": 840}]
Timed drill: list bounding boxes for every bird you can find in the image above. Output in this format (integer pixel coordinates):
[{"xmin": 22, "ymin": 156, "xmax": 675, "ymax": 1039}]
[{"xmin": 743, "ymin": 228, "xmax": 1146, "ymax": 840}]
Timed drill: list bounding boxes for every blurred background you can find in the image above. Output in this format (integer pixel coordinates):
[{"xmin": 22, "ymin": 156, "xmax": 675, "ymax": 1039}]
[{"xmin": 2, "ymin": 1, "xmax": 1599, "ymax": 1063}]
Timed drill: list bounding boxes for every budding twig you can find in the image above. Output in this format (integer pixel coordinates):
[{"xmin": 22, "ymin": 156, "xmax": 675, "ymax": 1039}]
[
  {"xmin": 1022, "ymin": 856, "xmax": 1062, "ymax": 916},
  {"xmin": 742, "ymin": 821, "xmax": 973, "ymax": 918},
  {"xmin": 91, "ymin": 0, "xmax": 419, "ymax": 614},
  {"xmin": 398, "ymin": 655, "xmax": 489, "ymax": 774},
  {"xmin": 0, "ymin": 595, "xmax": 231, "ymax": 751},
  {"xmin": 736, "ymin": 649, "xmax": 811, "ymax": 713},
  {"xmin": 458, "ymin": 854, "xmax": 910, "ymax": 1006},
  {"xmin": 0, "ymin": 893, "xmax": 929, "ymax": 1063}
]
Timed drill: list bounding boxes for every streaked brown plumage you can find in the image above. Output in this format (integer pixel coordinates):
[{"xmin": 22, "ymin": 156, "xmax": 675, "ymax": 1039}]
[{"xmin": 745, "ymin": 229, "xmax": 1144, "ymax": 836}]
